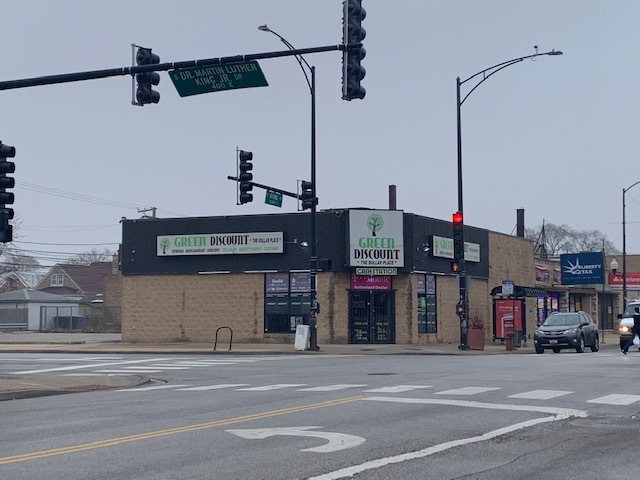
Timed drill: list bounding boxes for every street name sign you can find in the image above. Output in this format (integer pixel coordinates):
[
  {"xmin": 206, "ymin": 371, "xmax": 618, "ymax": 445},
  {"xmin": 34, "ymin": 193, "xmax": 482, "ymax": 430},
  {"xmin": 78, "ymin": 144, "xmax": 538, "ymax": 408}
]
[
  {"xmin": 169, "ymin": 61, "xmax": 268, "ymax": 97},
  {"xmin": 265, "ymin": 190, "xmax": 283, "ymax": 208}
]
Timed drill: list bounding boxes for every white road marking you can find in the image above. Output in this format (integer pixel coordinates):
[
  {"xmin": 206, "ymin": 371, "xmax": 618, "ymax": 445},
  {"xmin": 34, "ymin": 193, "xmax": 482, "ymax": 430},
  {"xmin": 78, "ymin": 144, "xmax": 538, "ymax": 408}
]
[
  {"xmin": 435, "ymin": 387, "xmax": 501, "ymax": 396},
  {"xmin": 587, "ymin": 394, "xmax": 640, "ymax": 405},
  {"xmin": 509, "ymin": 390, "xmax": 573, "ymax": 400},
  {"xmin": 297, "ymin": 385, "xmax": 368, "ymax": 392},
  {"xmin": 118, "ymin": 384, "xmax": 192, "ymax": 392},
  {"xmin": 237, "ymin": 384, "xmax": 308, "ymax": 391},
  {"xmin": 177, "ymin": 384, "xmax": 249, "ymax": 391},
  {"xmin": 93, "ymin": 369, "xmax": 164, "ymax": 374},
  {"xmin": 11, "ymin": 358, "xmax": 172, "ymax": 375},
  {"xmin": 307, "ymin": 397, "xmax": 588, "ymax": 480},
  {"xmin": 124, "ymin": 366, "xmax": 190, "ymax": 370},
  {"xmin": 364, "ymin": 385, "xmax": 431, "ymax": 394},
  {"xmin": 227, "ymin": 426, "xmax": 366, "ymax": 453}
]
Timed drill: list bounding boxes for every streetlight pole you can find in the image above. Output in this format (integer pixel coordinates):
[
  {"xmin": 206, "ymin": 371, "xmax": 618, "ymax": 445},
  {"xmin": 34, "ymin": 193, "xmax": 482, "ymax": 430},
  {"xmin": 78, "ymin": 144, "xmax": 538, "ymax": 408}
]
[
  {"xmin": 456, "ymin": 48, "xmax": 562, "ymax": 350},
  {"xmin": 259, "ymin": 25, "xmax": 319, "ymax": 350},
  {"xmin": 622, "ymin": 181, "xmax": 640, "ymax": 311}
]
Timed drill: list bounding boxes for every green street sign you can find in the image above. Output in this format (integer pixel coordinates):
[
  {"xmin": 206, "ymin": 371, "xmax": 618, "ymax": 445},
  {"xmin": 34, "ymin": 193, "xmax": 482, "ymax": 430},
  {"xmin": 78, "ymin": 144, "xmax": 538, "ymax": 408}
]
[
  {"xmin": 265, "ymin": 190, "xmax": 283, "ymax": 208},
  {"xmin": 169, "ymin": 61, "xmax": 268, "ymax": 97}
]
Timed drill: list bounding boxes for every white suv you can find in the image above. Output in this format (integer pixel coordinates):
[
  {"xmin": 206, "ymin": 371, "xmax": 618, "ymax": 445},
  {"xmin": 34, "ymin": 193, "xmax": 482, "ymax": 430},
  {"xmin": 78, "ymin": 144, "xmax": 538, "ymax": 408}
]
[{"xmin": 618, "ymin": 299, "xmax": 640, "ymax": 350}]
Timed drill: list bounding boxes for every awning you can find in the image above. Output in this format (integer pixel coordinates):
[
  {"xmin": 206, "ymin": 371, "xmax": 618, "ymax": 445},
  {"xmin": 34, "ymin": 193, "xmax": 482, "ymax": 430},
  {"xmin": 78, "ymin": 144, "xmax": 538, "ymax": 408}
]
[{"xmin": 490, "ymin": 285, "xmax": 548, "ymax": 297}]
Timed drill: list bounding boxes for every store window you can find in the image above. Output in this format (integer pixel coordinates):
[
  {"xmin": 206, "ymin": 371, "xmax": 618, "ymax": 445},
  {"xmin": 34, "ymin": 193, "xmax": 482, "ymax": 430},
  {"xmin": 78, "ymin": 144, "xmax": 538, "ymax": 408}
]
[
  {"xmin": 417, "ymin": 274, "xmax": 437, "ymax": 334},
  {"xmin": 264, "ymin": 272, "xmax": 311, "ymax": 333}
]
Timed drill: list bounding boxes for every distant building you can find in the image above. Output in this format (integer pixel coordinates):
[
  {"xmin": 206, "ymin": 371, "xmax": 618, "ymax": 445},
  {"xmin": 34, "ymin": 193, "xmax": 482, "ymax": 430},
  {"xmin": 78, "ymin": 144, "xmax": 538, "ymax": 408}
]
[{"xmin": 35, "ymin": 262, "xmax": 112, "ymax": 300}]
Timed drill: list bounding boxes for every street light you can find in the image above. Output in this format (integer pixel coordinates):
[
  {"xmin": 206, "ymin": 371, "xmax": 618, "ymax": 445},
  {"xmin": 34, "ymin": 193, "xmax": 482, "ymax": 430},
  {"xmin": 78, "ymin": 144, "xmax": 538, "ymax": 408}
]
[
  {"xmin": 259, "ymin": 24, "xmax": 320, "ymax": 350},
  {"xmin": 622, "ymin": 181, "xmax": 640, "ymax": 310},
  {"xmin": 456, "ymin": 48, "xmax": 563, "ymax": 350}
]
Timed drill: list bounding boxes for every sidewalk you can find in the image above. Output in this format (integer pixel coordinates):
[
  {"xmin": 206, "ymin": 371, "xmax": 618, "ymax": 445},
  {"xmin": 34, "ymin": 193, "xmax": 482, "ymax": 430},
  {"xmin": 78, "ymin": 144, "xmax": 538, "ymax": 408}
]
[{"xmin": 1, "ymin": 331, "xmax": 616, "ymax": 401}]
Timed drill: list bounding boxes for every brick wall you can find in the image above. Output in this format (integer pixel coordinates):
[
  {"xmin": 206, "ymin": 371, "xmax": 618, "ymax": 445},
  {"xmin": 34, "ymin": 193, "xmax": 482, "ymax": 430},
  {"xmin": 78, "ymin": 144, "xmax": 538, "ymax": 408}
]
[{"xmin": 121, "ymin": 274, "xmax": 264, "ymax": 343}]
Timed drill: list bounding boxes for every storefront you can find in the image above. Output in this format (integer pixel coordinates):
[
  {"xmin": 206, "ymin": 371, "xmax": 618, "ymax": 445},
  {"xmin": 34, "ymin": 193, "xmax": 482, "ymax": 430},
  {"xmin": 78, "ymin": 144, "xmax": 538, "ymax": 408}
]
[{"xmin": 116, "ymin": 208, "xmax": 492, "ymax": 345}]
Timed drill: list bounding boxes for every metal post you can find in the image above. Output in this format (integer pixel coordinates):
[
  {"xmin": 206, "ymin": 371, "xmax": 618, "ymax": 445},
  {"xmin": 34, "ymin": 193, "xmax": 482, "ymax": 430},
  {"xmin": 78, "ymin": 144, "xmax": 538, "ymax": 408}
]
[
  {"xmin": 623, "ymin": 187, "xmax": 627, "ymax": 310},
  {"xmin": 456, "ymin": 76, "xmax": 468, "ymax": 350},
  {"xmin": 309, "ymin": 66, "xmax": 319, "ymax": 351},
  {"xmin": 453, "ymin": 49, "xmax": 562, "ymax": 351}
]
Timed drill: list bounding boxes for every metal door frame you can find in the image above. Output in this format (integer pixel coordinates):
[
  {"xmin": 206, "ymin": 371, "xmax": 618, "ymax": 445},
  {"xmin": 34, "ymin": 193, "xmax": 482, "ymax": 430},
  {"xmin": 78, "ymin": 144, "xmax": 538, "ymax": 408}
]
[{"xmin": 348, "ymin": 290, "xmax": 395, "ymax": 344}]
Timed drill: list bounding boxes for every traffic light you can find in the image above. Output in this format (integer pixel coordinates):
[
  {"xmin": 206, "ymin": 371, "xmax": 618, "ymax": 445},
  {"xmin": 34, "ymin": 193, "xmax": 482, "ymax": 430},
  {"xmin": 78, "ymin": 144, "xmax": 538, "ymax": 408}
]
[
  {"xmin": 450, "ymin": 261, "xmax": 460, "ymax": 273},
  {"xmin": 300, "ymin": 181, "xmax": 315, "ymax": 210},
  {"xmin": 452, "ymin": 211, "xmax": 464, "ymax": 261},
  {"xmin": 238, "ymin": 150, "xmax": 253, "ymax": 204},
  {"xmin": 0, "ymin": 142, "xmax": 15, "ymax": 243},
  {"xmin": 135, "ymin": 47, "xmax": 160, "ymax": 105},
  {"xmin": 455, "ymin": 299, "xmax": 465, "ymax": 317},
  {"xmin": 342, "ymin": 0, "xmax": 366, "ymax": 101}
]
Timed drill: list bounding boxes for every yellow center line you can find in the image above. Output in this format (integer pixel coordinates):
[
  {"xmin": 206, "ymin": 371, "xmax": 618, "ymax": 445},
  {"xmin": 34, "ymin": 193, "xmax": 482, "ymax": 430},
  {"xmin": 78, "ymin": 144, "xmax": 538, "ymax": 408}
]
[{"xmin": 0, "ymin": 396, "xmax": 364, "ymax": 465}]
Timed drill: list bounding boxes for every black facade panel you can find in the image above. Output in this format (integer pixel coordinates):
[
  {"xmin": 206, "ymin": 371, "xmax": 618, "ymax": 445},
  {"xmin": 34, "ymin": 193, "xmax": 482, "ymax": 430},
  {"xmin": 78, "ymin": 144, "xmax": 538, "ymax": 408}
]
[
  {"xmin": 121, "ymin": 211, "xmax": 350, "ymax": 275},
  {"xmin": 120, "ymin": 210, "xmax": 489, "ymax": 278}
]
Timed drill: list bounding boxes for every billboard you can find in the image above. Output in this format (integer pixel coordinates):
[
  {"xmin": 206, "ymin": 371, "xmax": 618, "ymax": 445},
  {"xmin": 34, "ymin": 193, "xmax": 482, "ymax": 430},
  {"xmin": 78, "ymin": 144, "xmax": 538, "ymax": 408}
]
[{"xmin": 560, "ymin": 252, "xmax": 604, "ymax": 285}]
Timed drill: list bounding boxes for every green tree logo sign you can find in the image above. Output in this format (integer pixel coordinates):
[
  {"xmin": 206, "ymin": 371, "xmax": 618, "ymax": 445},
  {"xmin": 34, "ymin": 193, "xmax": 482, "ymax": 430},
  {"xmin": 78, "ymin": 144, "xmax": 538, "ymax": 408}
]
[
  {"xmin": 367, "ymin": 214, "xmax": 384, "ymax": 237},
  {"xmin": 160, "ymin": 238, "xmax": 170, "ymax": 255}
]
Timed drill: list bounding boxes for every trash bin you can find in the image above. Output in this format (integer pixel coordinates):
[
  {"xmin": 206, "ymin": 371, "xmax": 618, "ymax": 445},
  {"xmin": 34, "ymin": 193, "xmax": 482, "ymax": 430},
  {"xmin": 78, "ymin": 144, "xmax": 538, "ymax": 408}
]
[{"xmin": 294, "ymin": 325, "xmax": 310, "ymax": 351}]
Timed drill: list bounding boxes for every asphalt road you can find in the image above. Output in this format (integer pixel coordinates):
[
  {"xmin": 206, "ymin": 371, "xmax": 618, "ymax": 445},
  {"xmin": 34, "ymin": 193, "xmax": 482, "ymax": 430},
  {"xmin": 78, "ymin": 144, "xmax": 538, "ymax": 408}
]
[{"xmin": 0, "ymin": 347, "xmax": 638, "ymax": 479}]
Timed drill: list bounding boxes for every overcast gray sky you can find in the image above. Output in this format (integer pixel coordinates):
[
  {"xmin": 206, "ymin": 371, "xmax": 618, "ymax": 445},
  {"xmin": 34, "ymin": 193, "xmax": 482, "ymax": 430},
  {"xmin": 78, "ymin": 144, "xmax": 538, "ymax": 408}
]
[{"xmin": 1, "ymin": 0, "xmax": 638, "ymax": 269}]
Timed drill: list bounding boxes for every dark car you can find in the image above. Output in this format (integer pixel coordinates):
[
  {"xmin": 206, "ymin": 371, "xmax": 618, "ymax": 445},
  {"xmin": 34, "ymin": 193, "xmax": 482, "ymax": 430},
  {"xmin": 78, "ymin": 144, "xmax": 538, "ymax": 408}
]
[{"xmin": 534, "ymin": 311, "xmax": 599, "ymax": 354}]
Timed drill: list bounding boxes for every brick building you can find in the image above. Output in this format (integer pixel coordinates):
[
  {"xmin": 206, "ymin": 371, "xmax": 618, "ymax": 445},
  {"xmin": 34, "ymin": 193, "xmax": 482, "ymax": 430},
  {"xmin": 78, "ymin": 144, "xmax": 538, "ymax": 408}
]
[{"xmin": 112, "ymin": 208, "xmax": 588, "ymax": 347}]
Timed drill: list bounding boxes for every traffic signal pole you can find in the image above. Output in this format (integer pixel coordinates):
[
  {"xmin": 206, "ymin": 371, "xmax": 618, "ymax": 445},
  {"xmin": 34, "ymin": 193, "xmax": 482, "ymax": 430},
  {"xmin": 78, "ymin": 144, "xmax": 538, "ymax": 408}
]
[{"xmin": 0, "ymin": 45, "xmax": 352, "ymax": 92}]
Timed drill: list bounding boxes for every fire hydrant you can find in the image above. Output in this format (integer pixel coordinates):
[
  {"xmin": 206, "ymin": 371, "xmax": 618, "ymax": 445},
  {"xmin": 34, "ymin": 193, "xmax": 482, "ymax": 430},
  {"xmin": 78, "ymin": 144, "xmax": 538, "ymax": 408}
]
[{"xmin": 505, "ymin": 331, "xmax": 514, "ymax": 351}]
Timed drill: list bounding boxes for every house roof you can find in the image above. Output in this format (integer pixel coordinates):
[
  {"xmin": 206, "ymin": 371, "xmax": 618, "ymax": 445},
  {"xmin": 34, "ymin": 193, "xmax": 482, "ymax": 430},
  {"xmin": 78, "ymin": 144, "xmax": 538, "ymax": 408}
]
[
  {"xmin": 0, "ymin": 289, "xmax": 78, "ymax": 303},
  {"xmin": 36, "ymin": 262, "xmax": 112, "ymax": 295}
]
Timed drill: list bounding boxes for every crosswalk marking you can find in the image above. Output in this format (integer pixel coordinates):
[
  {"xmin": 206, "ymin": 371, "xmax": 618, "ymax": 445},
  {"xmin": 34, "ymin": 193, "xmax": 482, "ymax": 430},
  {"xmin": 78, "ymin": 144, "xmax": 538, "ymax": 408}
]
[
  {"xmin": 297, "ymin": 384, "xmax": 368, "ymax": 392},
  {"xmin": 435, "ymin": 387, "xmax": 501, "ymax": 396},
  {"xmin": 364, "ymin": 385, "xmax": 431, "ymax": 394},
  {"xmin": 177, "ymin": 384, "xmax": 249, "ymax": 391},
  {"xmin": 237, "ymin": 384, "xmax": 307, "ymax": 391},
  {"xmin": 586, "ymin": 394, "xmax": 640, "ymax": 405},
  {"xmin": 509, "ymin": 390, "xmax": 573, "ymax": 400}
]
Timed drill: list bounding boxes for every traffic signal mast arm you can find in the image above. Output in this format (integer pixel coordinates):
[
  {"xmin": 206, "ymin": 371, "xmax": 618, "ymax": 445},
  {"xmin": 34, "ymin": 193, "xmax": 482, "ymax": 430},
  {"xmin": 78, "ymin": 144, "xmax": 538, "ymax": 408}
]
[
  {"xmin": 0, "ymin": 45, "xmax": 359, "ymax": 92},
  {"xmin": 227, "ymin": 176, "xmax": 306, "ymax": 201}
]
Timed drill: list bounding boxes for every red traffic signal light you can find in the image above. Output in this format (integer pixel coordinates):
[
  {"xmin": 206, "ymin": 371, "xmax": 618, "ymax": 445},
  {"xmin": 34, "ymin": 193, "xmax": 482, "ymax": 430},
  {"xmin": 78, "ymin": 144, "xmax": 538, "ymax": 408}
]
[
  {"xmin": 451, "ymin": 261, "xmax": 460, "ymax": 272},
  {"xmin": 452, "ymin": 212, "xmax": 463, "ymax": 229}
]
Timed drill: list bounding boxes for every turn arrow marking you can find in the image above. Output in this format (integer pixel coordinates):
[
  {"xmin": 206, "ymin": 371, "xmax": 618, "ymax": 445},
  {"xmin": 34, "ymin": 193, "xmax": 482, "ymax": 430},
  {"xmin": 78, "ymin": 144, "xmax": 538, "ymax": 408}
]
[{"xmin": 226, "ymin": 426, "xmax": 365, "ymax": 453}]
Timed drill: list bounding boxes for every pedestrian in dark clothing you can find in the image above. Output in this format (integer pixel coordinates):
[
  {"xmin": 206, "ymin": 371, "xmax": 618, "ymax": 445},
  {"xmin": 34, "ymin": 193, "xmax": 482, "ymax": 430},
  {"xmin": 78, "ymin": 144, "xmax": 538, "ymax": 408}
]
[{"xmin": 622, "ymin": 307, "xmax": 640, "ymax": 354}]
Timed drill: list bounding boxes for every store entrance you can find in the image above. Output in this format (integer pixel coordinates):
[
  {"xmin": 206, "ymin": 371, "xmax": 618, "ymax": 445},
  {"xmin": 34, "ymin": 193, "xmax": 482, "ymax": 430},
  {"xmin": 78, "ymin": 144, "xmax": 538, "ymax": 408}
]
[{"xmin": 348, "ymin": 290, "xmax": 395, "ymax": 344}]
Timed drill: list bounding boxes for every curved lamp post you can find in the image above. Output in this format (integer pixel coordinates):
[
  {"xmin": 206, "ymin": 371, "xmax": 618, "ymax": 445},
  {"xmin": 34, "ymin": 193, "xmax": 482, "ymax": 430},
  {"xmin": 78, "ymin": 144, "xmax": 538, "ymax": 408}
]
[
  {"xmin": 456, "ymin": 48, "xmax": 563, "ymax": 350},
  {"xmin": 259, "ymin": 25, "xmax": 319, "ymax": 350},
  {"xmin": 622, "ymin": 181, "xmax": 640, "ymax": 310}
]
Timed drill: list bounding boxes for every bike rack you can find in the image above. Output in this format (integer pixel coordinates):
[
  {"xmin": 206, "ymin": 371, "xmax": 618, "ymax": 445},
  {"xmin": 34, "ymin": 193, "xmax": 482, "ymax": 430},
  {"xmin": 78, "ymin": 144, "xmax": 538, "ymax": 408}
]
[{"xmin": 214, "ymin": 326, "xmax": 233, "ymax": 351}]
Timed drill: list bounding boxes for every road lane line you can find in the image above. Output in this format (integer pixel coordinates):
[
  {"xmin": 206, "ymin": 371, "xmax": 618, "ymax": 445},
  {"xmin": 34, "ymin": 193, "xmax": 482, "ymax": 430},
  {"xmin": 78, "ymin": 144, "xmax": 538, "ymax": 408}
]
[
  {"xmin": 308, "ymin": 397, "xmax": 588, "ymax": 480},
  {"xmin": 0, "ymin": 396, "xmax": 364, "ymax": 465}
]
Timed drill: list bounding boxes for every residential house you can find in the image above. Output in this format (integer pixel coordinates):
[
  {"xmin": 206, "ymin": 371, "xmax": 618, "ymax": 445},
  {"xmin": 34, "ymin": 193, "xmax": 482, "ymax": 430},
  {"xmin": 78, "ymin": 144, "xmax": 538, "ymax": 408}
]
[
  {"xmin": 0, "ymin": 289, "xmax": 79, "ymax": 331},
  {"xmin": 35, "ymin": 262, "xmax": 112, "ymax": 300},
  {"xmin": 35, "ymin": 262, "xmax": 118, "ymax": 331}
]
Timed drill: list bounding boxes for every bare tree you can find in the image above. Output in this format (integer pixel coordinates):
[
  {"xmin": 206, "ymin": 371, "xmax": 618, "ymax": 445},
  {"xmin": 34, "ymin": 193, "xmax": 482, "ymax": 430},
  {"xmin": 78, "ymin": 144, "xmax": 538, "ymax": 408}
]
[
  {"xmin": 526, "ymin": 221, "xmax": 620, "ymax": 256},
  {"xmin": 67, "ymin": 247, "xmax": 114, "ymax": 265}
]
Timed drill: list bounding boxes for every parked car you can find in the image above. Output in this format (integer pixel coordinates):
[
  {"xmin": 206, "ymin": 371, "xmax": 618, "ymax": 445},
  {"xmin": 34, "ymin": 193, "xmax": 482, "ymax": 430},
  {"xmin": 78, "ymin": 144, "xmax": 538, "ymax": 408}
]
[
  {"xmin": 534, "ymin": 311, "xmax": 599, "ymax": 354},
  {"xmin": 617, "ymin": 299, "xmax": 640, "ymax": 350}
]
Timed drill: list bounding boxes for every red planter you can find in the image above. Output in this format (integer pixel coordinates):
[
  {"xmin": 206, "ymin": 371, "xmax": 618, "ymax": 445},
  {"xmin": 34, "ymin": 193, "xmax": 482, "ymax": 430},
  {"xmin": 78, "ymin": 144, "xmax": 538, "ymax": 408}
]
[{"xmin": 468, "ymin": 329, "xmax": 485, "ymax": 350}]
